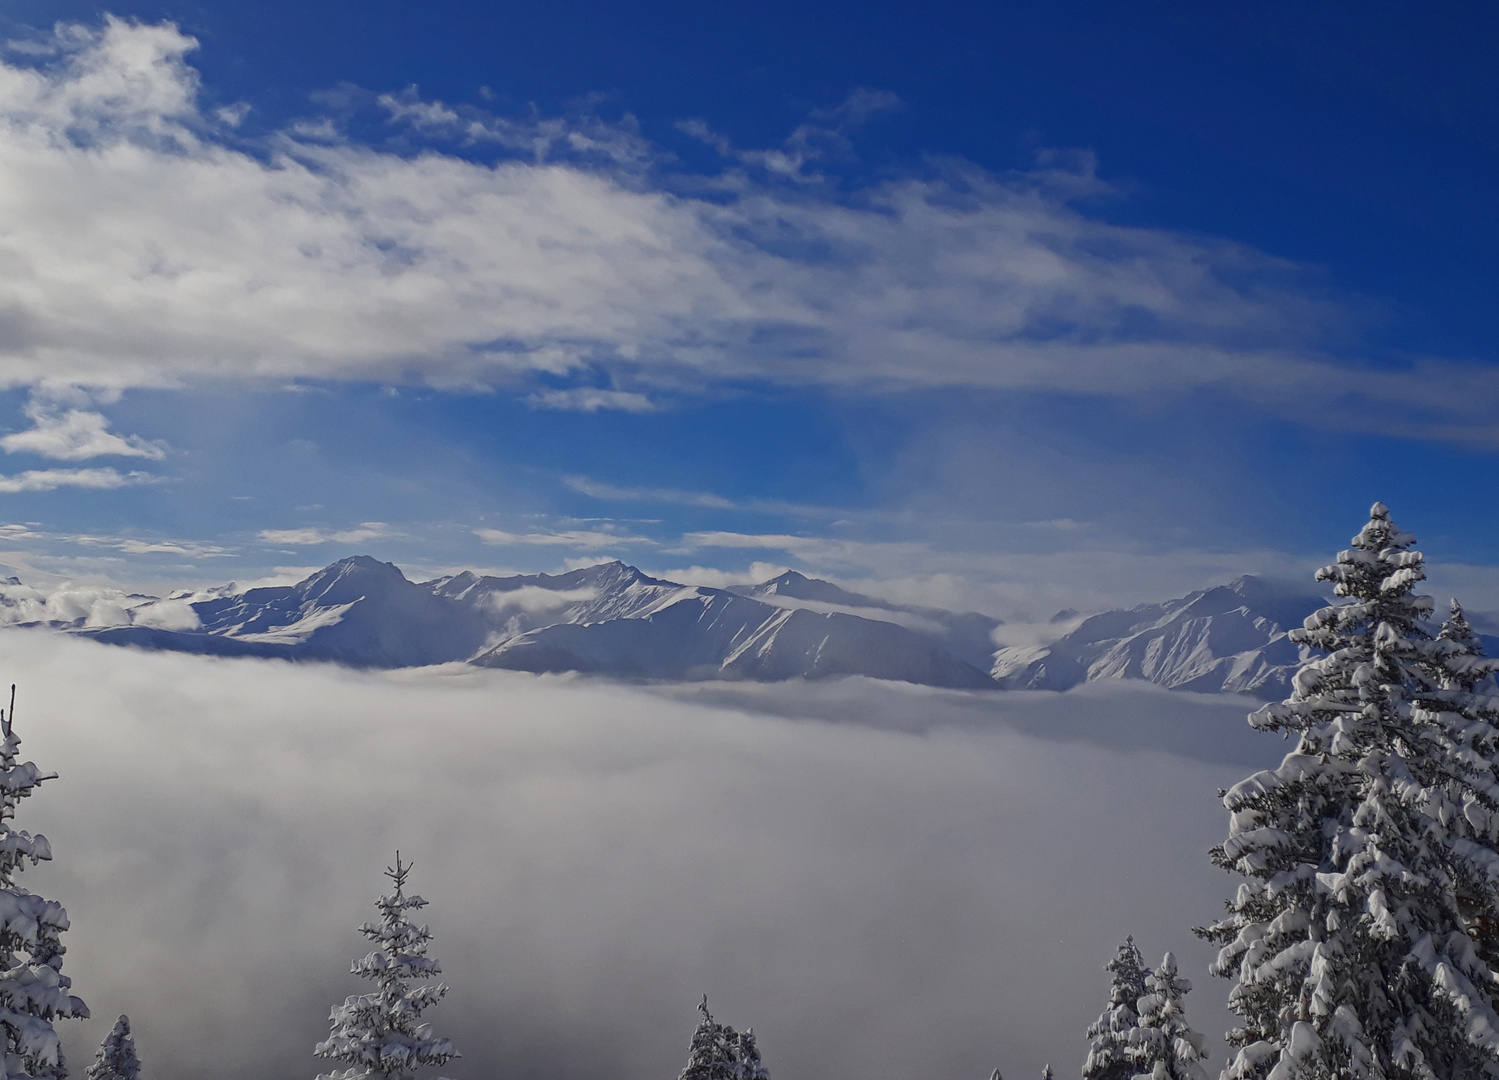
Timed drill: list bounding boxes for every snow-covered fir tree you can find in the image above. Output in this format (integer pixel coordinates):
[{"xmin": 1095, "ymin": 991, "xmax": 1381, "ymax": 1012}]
[
  {"xmin": 84, "ymin": 1017, "xmax": 138, "ymax": 1080},
  {"xmin": 315, "ymin": 855, "xmax": 458, "ymax": 1080},
  {"xmin": 1127, "ymin": 953, "xmax": 1206, "ymax": 1080},
  {"xmin": 1429, "ymin": 600, "xmax": 1499, "ymax": 974},
  {"xmin": 0, "ymin": 686, "xmax": 88, "ymax": 1080},
  {"xmin": 1200, "ymin": 503, "xmax": 1499, "ymax": 1080},
  {"xmin": 1085, "ymin": 937, "xmax": 1150, "ymax": 1080},
  {"xmin": 1043, "ymin": 1065, "xmax": 1056, "ymax": 1080},
  {"xmin": 678, "ymin": 997, "xmax": 769, "ymax": 1080}
]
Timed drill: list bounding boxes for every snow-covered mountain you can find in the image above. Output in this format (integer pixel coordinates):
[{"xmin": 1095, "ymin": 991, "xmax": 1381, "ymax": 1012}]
[
  {"xmin": 24, "ymin": 560, "xmax": 1492, "ymax": 698},
  {"xmin": 476, "ymin": 584, "xmax": 995, "ymax": 687},
  {"xmin": 60, "ymin": 557, "xmax": 999, "ymax": 689},
  {"xmin": 990, "ymin": 576, "xmax": 1331, "ymax": 698},
  {"xmin": 728, "ymin": 570, "xmax": 1000, "ymax": 670}
]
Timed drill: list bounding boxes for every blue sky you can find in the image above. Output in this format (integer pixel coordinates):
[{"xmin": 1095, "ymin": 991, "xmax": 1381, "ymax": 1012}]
[{"xmin": 0, "ymin": 0, "xmax": 1493, "ymax": 620}]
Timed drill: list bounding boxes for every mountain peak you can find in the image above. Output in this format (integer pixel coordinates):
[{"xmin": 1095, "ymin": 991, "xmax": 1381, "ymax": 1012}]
[
  {"xmin": 298, "ymin": 556, "xmax": 412, "ymax": 605},
  {"xmin": 323, "ymin": 554, "xmax": 403, "ymax": 574}
]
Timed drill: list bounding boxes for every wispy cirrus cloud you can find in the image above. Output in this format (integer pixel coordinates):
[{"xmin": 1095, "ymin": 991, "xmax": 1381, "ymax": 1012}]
[
  {"xmin": 680, "ymin": 531, "xmax": 828, "ymax": 553},
  {"xmin": 0, "ymin": 19, "xmax": 1486, "ymax": 442},
  {"xmin": 474, "ymin": 527, "xmax": 654, "ymax": 549},
  {"xmin": 525, "ymin": 388, "xmax": 658, "ymax": 413},
  {"xmin": 562, "ymin": 475, "xmax": 736, "ymax": 509},
  {"xmin": 0, "ymin": 467, "xmax": 156, "ymax": 493},
  {"xmin": 258, "ymin": 522, "xmax": 396, "ymax": 546}
]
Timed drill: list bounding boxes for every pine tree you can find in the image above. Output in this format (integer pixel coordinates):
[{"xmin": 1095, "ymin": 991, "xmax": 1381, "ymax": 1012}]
[
  {"xmin": 678, "ymin": 996, "xmax": 769, "ymax": 1080},
  {"xmin": 1043, "ymin": 1065, "xmax": 1056, "ymax": 1080},
  {"xmin": 1428, "ymin": 600, "xmax": 1499, "ymax": 975},
  {"xmin": 85, "ymin": 1017, "xmax": 139, "ymax": 1080},
  {"xmin": 0, "ymin": 685, "xmax": 88, "ymax": 1080},
  {"xmin": 315, "ymin": 855, "xmax": 458, "ymax": 1080},
  {"xmin": 1200, "ymin": 503, "xmax": 1499, "ymax": 1080},
  {"xmin": 1085, "ymin": 937, "xmax": 1151, "ymax": 1080},
  {"xmin": 1127, "ymin": 953, "xmax": 1206, "ymax": 1080}
]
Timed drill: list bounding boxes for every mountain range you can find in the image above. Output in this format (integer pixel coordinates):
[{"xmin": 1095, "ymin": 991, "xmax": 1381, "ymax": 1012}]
[
  {"xmin": 990, "ymin": 576, "xmax": 1326, "ymax": 698},
  {"xmin": 65, "ymin": 557, "xmax": 1000, "ymax": 689},
  {"xmin": 5, "ymin": 557, "xmax": 1482, "ymax": 697}
]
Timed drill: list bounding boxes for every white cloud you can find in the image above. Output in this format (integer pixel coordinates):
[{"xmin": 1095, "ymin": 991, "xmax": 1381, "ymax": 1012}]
[
  {"xmin": 0, "ymin": 467, "xmax": 154, "ymax": 493},
  {"xmin": 653, "ymin": 562, "xmax": 790, "ymax": 588},
  {"xmin": 126, "ymin": 595, "xmax": 199, "ymax": 630},
  {"xmin": 0, "ymin": 20, "xmax": 1484, "ymax": 439},
  {"xmin": 680, "ymin": 88, "xmax": 903, "ymax": 182},
  {"xmin": 0, "ymin": 524, "xmax": 228, "ymax": 568},
  {"xmin": 0, "ymin": 578, "xmax": 198, "ymax": 629},
  {"xmin": 525, "ymin": 388, "xmax": 657, "ymax": 413},
  {"xmin": 474, "ymin": 527, "xmax": 653, "ymax": 549},
  {"xmin": 113, "ymin": 539, "xmax": 217, "ymax": 556},
  {"xmin": 679, "ymin": 531, "xmax": 827, "ymax": 553},
  {"xmin": 483, "ymin": 585, "xmax": 599, "ymax": 613},
  {"xmin": 561, "ymin": 475, "xmax": 737, "ymax": 510},
  {"xmin": 1, "ymin": 390, "xmax": 166, "ymax": 460},
  {"xmin": 258, "ymin": 523, "xmax": 394, "ymax": 546},
  {"xmin": 226, "ymin": 565, "xmax": 326, "ymax": 589}
]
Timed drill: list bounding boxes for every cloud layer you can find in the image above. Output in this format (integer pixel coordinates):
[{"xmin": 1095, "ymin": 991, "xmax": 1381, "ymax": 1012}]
[
  {"xmin": 0, "ymin": 18, "xmax": 1489, "ymax": 439},
  {"xmin": 2, "ymin": 631, "xmax": 1278, "ymax": 1080}
]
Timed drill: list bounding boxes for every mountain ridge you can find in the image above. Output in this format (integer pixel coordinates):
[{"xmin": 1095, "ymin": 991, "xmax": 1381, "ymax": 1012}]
[
  {"xmin": 11, "ymin": 559, "xmax": 1492, "ymax": 698},
  {"xmin": 993, "ymin": 575, "xmax": 1332, "ymax": 699},
  {"xmin": 65, "ymin": 557, "xmax": 1000, "ymax": 690}
]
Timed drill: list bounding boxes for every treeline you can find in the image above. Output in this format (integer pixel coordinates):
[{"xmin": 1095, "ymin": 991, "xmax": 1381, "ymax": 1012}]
[{"xmin": 8, "ymin": 503, "xmax": 1499, "ymax": 1080}]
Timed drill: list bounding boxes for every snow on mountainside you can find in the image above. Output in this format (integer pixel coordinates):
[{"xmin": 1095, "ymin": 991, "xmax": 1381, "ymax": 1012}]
[
  {"xmin": 57, "ymin": 557, "xmax": 996, "ymax": 689},
  {"xmin": 17, "ymin": 560, "xmax": 1494, "ymax": 696},
  {"xmin": 729, "ymin": 570, "xmax": 1000, "ymax": 670},
  {"xmin": 991, "ymin": 575, "xmax": 1331, "ymax": 698},
  {"xmin": 475, "ymin": 584, "xmax": 995, "ymax": 688}
]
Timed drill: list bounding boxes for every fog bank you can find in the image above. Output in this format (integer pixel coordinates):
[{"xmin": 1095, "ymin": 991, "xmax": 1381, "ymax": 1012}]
[{"xmin": 0, "ymin": 630, "xmax": 1279, "ymax": 1080}]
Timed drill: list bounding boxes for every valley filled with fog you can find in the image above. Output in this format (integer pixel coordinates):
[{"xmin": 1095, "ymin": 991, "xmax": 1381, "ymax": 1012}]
[{"xmin": 0, "ymin": 629, "xmax": 1280, "ymax": 1080}]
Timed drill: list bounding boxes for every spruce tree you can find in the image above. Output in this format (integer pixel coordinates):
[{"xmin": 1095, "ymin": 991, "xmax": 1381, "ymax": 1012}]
[
  {"xmin": 1427, "ymin": 600, "xmax": 1499, "ymax": 974},
  {"xmin": 678, "ymin": 997, "xmax": 769, "ymax": 1080},
  {"xmin": 1200, "ymin": 503, "xmax": 1499, "ymax": 1080},
  {"xmin": 1127, "ymin": 953, "xmax": 1206, "ymax": 1080},
  {"xmin": 1085, "ymin": 937, "xmax": 1150, "ymax": 1080},
  {"xmin": 315, "ymin": 855, "xmax": 458, "ymax": 1080},
  {"xmin": 1043, "ymin": 1066, "xmax": 1056, "ymax": 1080},
  {"xmin": 0, "ymin": 686, "xmax": 88, "ymax": 1080},
  {"xmin": 84, "ymin": 1017, "xmax": 139, "ymax": 1080}
]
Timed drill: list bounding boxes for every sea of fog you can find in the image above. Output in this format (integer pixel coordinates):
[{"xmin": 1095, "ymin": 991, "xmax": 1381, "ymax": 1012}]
[{"xmin": 0, "ymin": 628, "xmax": 1286, "ymax": 1080}]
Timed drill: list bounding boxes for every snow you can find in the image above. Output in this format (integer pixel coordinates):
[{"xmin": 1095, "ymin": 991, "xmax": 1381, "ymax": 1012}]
[
  {"xmin": 991, "ymin": 577, "xmax": 1332, "ymax": 697},
  {"xmin": 315, "ymin": 857, "xmax": 458, "ymax": 1080},
  {"xmin": 85, "ymin": 1016, "xmax": 139, "ymax": 1080},
  {"xmin": 0, "ymin": 700, "xmax": 87, "ymax": 1080},
  {"xmin": 1204, "ymin": 504, "xmax": 1499, "ymax": 1080}
]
